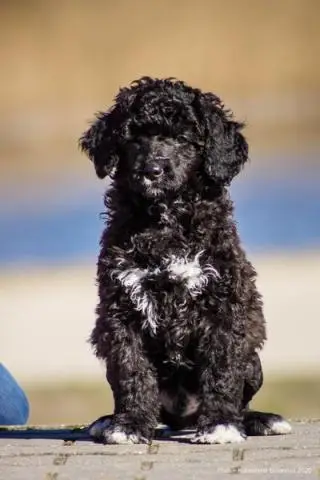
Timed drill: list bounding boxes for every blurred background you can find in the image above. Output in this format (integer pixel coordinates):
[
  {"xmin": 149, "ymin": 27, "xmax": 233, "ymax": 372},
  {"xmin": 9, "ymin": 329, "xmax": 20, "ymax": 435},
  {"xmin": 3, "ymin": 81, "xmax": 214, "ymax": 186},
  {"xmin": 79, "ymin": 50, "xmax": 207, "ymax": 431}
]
[{"xmin": 1, "ymin": 0, "xmax": 319, "ymax": 425}]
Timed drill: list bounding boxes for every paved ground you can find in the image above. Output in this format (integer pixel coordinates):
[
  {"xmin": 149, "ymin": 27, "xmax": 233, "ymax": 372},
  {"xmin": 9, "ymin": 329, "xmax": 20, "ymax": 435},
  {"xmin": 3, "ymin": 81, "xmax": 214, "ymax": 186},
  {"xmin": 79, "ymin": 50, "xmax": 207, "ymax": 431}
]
[{"xmin": 1, "ymin": 420, "xmax": 319, "ymax": 479}]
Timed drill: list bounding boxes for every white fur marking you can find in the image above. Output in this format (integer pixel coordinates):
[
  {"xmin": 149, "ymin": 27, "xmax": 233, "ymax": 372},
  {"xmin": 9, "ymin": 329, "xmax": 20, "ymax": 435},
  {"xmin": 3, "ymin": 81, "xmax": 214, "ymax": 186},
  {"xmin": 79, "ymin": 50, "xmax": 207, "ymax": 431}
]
[
  {"xmin": 105, "ymin": 429, "xmax": 140, "ymax": 444},
  {"xmin": 89, "ymin": 418, "xmax": 143, "ymax": 444},
  {"xmin": 191, "ymin": 425, "xmax": 245, "ymax": 444},
  {"xmin": 166, "ymin": 251, "xmax": 220, "ymax": 297},
  {"xmin": 269, "ymin": 420, "xmax": 292, "ymax": 435},
  {"xmin": 113, "ymin": 267, "xmax": 158, "ymax": 334},
  {"xmin": 116, "ymin": 268, "xmax": 147, "ymax": 287},
  {"xmin": 142, "ymin": 178, "xmax": 163, "ymax": 196}
]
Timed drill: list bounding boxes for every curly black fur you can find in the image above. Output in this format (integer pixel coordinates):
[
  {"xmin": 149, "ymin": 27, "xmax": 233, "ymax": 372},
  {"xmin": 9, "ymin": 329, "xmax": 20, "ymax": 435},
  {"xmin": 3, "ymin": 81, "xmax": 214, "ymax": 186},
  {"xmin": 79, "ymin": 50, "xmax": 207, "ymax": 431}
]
[{"xmin": 80, "ymin": 77, "xmax": 291, "ymax": 444}]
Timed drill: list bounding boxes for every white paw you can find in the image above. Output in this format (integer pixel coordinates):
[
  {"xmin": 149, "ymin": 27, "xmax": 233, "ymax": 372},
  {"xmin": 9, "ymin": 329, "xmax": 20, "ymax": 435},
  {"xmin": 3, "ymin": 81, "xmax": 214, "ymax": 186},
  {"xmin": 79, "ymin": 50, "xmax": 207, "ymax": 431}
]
[
  {"xmin": 103, "ymin": 428, "xmax": 143, "ymax": 444},
  {"xmin": 191, "ymin": 424, "xmax": 246, "ymax": 444},
  {"xmin": 89, "ymin": 418, "xmax": 148, "ymax": 444},
  {"xmin": 268, "ymin": 419, "xmax": 292, "ymax": 435}
]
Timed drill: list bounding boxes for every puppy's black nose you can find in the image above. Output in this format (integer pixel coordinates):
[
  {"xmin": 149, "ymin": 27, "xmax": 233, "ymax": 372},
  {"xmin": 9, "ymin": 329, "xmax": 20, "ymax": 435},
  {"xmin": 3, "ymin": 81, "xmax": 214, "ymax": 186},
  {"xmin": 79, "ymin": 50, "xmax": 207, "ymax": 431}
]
[{"xmin": 143, "ymin": 164, "xmax": 163, "ymax": 179}]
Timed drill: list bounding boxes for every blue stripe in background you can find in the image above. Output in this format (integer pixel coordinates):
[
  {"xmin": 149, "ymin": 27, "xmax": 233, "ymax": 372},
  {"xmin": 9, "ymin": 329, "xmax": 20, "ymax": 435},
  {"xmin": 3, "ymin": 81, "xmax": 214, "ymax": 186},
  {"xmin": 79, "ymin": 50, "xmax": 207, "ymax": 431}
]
[{"xmin": 0, "ymin": 172, "xmax": 319, "ymax": 265}]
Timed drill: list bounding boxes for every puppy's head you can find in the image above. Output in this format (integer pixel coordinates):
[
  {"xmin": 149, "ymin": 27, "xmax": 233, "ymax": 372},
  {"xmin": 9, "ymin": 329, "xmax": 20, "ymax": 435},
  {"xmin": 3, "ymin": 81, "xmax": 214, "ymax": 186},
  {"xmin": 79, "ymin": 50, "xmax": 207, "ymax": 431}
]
[
  {"xmin": 79, "ymin": 77, "xmax": 248, "ymax": 197},
  {"xmin": 118, "ymin": 134, "xmax": 201, "ymax": 198}
]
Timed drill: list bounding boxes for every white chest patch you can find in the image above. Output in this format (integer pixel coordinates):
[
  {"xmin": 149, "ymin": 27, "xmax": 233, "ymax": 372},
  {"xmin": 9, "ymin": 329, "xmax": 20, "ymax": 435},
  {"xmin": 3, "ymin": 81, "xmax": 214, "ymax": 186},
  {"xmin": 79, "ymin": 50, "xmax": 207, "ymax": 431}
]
[
  {"xmin": 112, "ymin": 267, "xmax": 158, "ymax": 334},
  {"xmin": 111, "ymin": 251, "xmax": 219, "ymax": 333},
  {"xmin": 165, "ymin": 251, "xmax": 220, "ymax": 297}
]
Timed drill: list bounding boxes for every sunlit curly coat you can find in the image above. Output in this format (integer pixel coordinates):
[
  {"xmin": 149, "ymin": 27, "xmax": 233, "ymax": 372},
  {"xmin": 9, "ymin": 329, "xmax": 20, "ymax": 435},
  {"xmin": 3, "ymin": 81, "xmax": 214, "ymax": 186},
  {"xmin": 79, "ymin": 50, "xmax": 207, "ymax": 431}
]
[{"xmin": 79, "ymin": 77, "xmax": 291, "ymax": 444}]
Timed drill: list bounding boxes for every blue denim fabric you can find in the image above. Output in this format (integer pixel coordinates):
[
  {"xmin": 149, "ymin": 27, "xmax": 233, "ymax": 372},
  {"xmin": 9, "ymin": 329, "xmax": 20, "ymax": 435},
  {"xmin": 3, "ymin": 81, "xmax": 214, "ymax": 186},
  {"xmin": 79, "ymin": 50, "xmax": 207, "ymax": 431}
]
[{"xmin": 0, "ymin": 364, "xmax": 29, "ymax": 425}]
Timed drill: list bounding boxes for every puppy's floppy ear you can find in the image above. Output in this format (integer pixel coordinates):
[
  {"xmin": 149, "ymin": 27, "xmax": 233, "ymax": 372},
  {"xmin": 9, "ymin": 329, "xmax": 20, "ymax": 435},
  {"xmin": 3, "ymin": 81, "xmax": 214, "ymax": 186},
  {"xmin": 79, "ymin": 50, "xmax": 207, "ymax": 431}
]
[
  {"xmin": 199, "ymin": 94, "xmax": 248, "ymax": 185},
  {"xmin": 79, "ymin": 106, "xmax": 121, "ymax": 179},
  {"xmin": 79, "ymin": 77, "xmax": 169, "ymax": 178}
]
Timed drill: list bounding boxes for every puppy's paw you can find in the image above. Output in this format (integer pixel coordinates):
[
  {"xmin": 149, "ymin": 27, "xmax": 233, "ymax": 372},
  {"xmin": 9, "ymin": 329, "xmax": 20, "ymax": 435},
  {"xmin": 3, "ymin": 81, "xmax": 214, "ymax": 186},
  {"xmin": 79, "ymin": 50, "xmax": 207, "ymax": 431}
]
[
  {"xmin": 103, "ymin": 426, "xmax": 149, "ymax": 444},
  {"xmin": 89, "ymin": 415, "xmax": 112, "ymax": 441},
  {"xmin": 244, "ymin": 411, "xmax": 292, "ymax": 436},
  {"xmin": 89, "ymin": 416, "xmax": 149, "ymax": 444},
  {"xmin": 191, "ymin": 424, "xmax": 246, "ymax": 444},
  {"xmin": 268, "ymin": 419, "xmax": 292, "ymax": 435}
]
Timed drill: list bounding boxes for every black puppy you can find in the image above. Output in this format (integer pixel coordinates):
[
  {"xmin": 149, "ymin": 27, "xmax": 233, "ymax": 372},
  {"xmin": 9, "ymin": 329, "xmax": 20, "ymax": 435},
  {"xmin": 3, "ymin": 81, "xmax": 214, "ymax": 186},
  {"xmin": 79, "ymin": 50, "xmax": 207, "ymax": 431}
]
[{"xmin": 80, "ymin": 77, "xmax": 291, "ymax": 444}]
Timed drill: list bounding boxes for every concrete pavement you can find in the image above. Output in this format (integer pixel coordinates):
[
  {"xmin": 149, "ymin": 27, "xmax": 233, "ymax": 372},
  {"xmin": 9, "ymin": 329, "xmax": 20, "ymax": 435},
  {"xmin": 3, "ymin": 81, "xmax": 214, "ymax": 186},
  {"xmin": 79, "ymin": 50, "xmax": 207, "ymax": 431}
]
[{"xmin": 0, "ymin": 420, "xmax": 320, "ymax": 479}]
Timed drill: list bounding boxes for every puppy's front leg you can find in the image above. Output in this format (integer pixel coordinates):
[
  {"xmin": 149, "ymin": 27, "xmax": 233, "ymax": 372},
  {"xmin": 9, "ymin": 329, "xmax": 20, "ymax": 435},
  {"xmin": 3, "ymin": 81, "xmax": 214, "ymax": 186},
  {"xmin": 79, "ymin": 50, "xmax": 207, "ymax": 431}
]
[
  {"xmin": 90, "ymin": 326, "xmax": 159, "ymax": 444},
  {"xmin": 192, "ymin": 337, "xmax": 247, "ymax": 444}
]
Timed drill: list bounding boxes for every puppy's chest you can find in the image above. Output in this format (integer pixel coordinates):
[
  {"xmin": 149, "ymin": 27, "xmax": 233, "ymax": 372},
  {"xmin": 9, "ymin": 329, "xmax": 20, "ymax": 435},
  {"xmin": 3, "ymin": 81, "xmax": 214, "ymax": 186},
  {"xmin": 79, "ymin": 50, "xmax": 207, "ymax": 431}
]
[
  {"xmin": 126, "ymin": 202, "xmax": 214, "ymax": 263},
  {"xmin": 131, "ymin": 227, "xmax": 188, "ymax": 265},
  {"xmin": 120, "ymin": 234, "xmax": 220, "ymax": 312},
  {"xmin": 114, "ymin": 224, "xmax": 221, "ymax": 336}
]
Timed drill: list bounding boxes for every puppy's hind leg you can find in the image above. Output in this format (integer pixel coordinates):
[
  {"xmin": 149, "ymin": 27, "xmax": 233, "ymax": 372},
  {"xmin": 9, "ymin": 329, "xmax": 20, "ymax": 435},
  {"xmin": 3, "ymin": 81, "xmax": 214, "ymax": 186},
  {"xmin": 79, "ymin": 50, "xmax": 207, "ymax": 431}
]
[
  {"xmin": 244, "ymin": 411, "xmax": 292, "ymax": 436},
  {"xmin": 242, "ymin": 353, "xmax": 291, "ymax": 436},
  {"xmin": 242, "ymin": 351, "xmax": 264, "ymax": 408}
]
